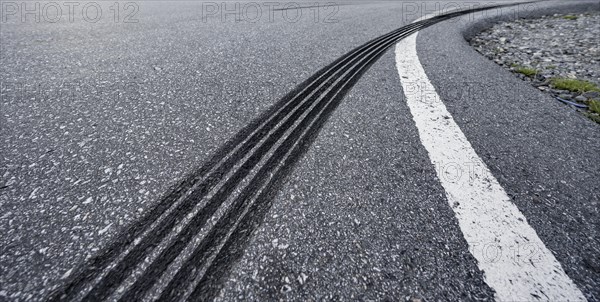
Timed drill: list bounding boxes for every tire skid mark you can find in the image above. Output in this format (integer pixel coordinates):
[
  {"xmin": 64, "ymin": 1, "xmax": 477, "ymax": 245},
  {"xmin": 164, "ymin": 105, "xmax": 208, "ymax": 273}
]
[
  {"xmin": 119, "ymin": 19, "xmax": 436, "ymax": 302},
  {"xmin": 154, "ymin": 24, "xmax": 427, "ymax": 302},
  {"xmin": 84, "ymin": 20, "xmax": 429, "ymax": 302},
  {"xmin": 48, "ymin": 3, "xmax": 526, "ymax": 301},
  {"xmin": 49, "ymin": 19, "xmax": 421, "ymax": 302}
]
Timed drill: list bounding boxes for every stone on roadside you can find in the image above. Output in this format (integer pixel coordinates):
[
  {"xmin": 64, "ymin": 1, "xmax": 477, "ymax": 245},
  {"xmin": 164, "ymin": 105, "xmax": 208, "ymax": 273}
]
[{"xmin": 582, "ymin": 91, "xmax": 600, "ymax": 99}]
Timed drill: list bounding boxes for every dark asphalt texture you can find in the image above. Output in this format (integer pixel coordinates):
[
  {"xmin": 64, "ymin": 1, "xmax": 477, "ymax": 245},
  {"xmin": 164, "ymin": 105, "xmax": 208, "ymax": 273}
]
[
  {"xmin": 1, "ymin": 0, "xmax": 598, "ymax": 301},
  {"xmin": 216, "ymin": 49, "xmax": 496, "ymax": 301},
  {"xmin": 417, "ymin": 1, "xmax": 600, "ymax": 299}
]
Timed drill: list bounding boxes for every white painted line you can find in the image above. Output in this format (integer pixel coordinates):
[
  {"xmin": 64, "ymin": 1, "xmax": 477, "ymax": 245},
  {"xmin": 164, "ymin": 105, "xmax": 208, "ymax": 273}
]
[{"xmin": 393, "ymin": 26, "xmax": 586, "ymax": 302}]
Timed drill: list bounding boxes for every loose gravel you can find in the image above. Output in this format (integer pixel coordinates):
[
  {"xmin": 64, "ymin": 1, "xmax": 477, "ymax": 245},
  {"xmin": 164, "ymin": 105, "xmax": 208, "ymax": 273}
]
[{"xmin": 470, "ymin": 13, "xmax": 600, "ymax": 124}]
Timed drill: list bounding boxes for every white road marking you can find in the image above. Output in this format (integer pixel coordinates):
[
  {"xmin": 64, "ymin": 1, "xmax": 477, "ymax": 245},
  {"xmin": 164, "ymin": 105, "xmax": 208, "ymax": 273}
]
[{"xmin": 393, "ymin": 19, "xmax": 587, "ymax": 301}]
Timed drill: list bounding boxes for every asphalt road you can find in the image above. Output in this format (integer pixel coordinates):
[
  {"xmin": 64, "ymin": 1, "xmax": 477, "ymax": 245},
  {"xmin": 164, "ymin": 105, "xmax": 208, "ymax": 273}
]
[{"xmin": 1, "ymin": 0, "xmax": 598, "ymax": 301}]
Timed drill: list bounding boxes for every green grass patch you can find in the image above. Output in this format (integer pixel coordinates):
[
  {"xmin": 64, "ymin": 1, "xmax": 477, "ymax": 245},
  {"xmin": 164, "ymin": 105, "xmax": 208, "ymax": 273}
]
[
  {"xmin": 514, "ymin": 66, "xmax": 538, "ymax": 77},
  {"xmin": 551, "ymin": 78, "xmax": 600, "ymax": 93},
  {"xmin": 562, "ymin": 15, "xmax": 578, "ymax": 20},
  {"xmin": 588, "ymin": 99, "xmax": 600, "ymax": 114},
  {"xmin": 582, "ymin": 99, "xmax": 600, "ymax": 124}
]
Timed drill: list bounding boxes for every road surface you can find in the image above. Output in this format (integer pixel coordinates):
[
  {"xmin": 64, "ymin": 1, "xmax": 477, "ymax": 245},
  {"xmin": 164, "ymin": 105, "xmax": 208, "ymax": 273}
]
[{"xmin": 1, "ymin": 0, "xmax": 598, "ymax": 301}]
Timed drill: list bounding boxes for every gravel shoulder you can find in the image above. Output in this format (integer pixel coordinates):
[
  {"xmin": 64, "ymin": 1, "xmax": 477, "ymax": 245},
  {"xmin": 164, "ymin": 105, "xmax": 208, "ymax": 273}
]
[{"xmin": 470, "ymin": 12, "xmax": 600, "ymax": 123}]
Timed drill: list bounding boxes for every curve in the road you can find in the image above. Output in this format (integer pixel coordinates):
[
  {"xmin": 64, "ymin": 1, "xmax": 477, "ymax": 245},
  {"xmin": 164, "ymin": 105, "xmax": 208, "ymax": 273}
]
[
  {"xmin": 47, "ymin": 3, "xmax": 530, "ymax": 301},
  {"xmin": 395, "ymin": 16, "xmax": 586, "ymax": 301}
]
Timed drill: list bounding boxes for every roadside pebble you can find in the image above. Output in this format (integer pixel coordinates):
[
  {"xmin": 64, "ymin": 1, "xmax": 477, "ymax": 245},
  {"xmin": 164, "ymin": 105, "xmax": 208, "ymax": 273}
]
[{"xmin": 470, "ymin": 13, "xmax": 600, "ymax": 123}]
